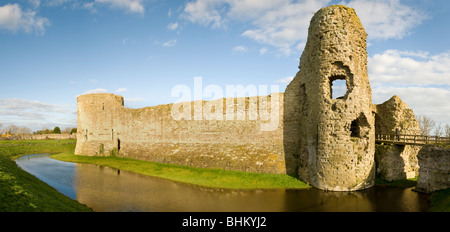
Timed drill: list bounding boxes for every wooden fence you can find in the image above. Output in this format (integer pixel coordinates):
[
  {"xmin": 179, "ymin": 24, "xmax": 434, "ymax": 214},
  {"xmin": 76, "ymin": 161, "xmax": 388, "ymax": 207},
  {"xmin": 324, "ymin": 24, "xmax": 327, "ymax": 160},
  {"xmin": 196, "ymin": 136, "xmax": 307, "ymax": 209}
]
[{"xmin": 376, "ymin": 134, "xmax": 450, "ymax": 146}]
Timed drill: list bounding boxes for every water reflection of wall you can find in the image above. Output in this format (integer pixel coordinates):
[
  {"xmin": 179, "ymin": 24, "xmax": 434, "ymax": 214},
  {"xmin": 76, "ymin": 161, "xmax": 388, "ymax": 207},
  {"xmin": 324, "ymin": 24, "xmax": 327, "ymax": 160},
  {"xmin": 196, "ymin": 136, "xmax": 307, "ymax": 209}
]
[
  {"xmin": 282, "ymin": 190, "xmax": 375, "ymax": 212},
  {"xmin": 74, "ymin": 164, "xmax": 291, "ymax": 212},
  {"xmin": 73, "ymin": 163, "xmax": 429, "ymax": 212}
]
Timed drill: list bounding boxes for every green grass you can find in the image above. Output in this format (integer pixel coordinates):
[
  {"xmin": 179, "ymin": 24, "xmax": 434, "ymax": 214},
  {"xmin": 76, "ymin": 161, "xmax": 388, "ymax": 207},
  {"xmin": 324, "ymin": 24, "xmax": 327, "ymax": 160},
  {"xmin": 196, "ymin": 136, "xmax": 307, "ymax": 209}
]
[
  {"xmin": 428, "ymin": 188, "xmax": 450, "ymax": 212},
  {"xmin": 51, "ymin": 152, "xmax": 311, "ymax": 190},
  {"xmin": 0, "ymin": 139, "xmax": 92, "ymax": 212},
  {"xmin": 0, "ymin": 139, "xmax": 77, "ymax": 160}
]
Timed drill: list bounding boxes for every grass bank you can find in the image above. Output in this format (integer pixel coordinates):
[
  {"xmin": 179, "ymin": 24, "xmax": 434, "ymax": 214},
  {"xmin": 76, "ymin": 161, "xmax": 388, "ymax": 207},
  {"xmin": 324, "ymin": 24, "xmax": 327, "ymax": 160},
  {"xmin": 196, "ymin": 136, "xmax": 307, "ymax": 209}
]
[
  {"xmin": 52, "ymin": 152, "xmax": 311, "ymax": 190},
  {"xmin": 428, "ymin": 188, "xmax": 450, "ymax": 212},
  {"xmin": 0, "ymin": 139, "xmax": 92, "ymax": 212}
]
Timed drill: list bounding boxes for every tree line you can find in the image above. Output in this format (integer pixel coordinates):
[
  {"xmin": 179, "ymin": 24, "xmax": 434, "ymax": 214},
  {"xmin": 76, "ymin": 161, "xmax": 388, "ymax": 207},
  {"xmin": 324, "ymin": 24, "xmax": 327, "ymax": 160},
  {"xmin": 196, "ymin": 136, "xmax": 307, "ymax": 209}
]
[
  {"xmin": 0, "ymin": 124, "xmax": 77, "ymax": 139},
  {"xmin": 417, "ymin": 115, "xmax": 450, "ymax": 137}
]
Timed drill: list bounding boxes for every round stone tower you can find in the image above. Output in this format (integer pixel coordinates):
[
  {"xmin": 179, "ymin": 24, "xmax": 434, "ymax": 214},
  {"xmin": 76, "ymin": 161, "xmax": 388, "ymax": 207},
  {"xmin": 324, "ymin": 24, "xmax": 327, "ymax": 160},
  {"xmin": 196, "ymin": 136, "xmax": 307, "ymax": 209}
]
[
  {"xmin": 284, "ymin": 5, "xmax": 375, "ymax": 191},
  {"xmin": 75, "ymin": 93, "xmax": 124, "ymax": 156}
]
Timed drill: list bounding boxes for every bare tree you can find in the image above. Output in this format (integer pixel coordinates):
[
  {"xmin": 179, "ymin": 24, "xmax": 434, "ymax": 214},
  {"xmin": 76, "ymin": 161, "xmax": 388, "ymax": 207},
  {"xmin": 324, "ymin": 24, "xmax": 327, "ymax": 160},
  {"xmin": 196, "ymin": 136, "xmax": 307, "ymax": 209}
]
[
  {"xmin": 17, "ymin": 126, "xmax": 32, "ymax": 139},
  {"xmin": 417, "ymin": 115, "xmax": 436, "ymax": 136},
  {"xmin": 17, "ymin": 126, "xmax": 31, "ymax": 134},
  {"xmin": 445, "ymin": 124, "xmax": 450, "ymax": 138},
  {"xmin": 5, "ymin": 124, "xmax": 19, "ymax": 135},
  {"xmin": 434, "ymin": 123, "xmax": 443, "ymax": 137},
  {"xmin": 3, "ymin": 124, "xmax": 19, "ymax": 139}
]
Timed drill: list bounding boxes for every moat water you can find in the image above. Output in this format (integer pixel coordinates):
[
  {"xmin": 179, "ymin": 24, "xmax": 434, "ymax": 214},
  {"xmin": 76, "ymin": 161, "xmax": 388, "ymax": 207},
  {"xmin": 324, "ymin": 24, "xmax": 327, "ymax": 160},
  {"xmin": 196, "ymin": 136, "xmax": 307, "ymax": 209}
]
[{"xmin": 15, "ymin": 154, "xmax": 430, "ymax": 212}]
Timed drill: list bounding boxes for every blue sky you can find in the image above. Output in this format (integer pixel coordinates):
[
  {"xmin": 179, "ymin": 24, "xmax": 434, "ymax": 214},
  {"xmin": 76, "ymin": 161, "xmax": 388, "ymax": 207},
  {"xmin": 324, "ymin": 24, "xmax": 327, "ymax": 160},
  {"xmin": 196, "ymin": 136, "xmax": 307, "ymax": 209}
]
[{"xmin": 0, "ymin": 0, "xmax": 449, "ymax": 132}]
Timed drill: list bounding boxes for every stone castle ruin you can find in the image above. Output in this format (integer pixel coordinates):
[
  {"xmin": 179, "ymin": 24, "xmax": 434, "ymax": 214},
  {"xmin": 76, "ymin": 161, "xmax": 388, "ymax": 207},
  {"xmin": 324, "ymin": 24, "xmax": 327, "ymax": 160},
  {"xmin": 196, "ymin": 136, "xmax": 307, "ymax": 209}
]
[
  {"xmin": 76, "ymin": 5, "xmax": 425, "ymax": 191},
  {"xmin": 284, "ymin": 5, "xmax": 375, "ymax": 191}
]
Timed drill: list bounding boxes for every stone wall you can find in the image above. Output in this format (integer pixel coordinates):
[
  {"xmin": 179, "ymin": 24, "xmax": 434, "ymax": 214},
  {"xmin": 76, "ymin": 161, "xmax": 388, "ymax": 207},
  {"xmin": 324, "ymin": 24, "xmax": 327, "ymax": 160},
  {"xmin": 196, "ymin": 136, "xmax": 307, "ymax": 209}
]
[
  {"xmin": 30, "ymin": 133, "xmax": 76, "ymax": 140},
  {"xmin": 285, "ymin": 5, "xmax": 375, "ymax": 191},
  {"xmin": 375, "ymin": 144, "xmax": 419, "ymax": 181},
  {"xmin": 416, "ymin": 145, "xmax": 450, "ymax": 193},
  {"xmin": 75, "ymin": 93, "xmax": 287, "ymax": 174},
  {"xmin": 374, "ymin": 96, "xmax": 421, "ymax": 181},
  {"xmin": 17, "ymin": 133, "xmax": 76, "ymax": 140}
]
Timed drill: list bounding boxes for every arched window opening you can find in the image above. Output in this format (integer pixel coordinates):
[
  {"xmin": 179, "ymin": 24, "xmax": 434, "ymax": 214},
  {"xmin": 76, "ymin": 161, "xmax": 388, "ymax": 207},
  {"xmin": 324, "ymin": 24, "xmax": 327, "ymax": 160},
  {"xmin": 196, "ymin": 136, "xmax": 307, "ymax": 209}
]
[{"xmin": 330, "ymin": 75, "xmax": 347, "ymax": 100}]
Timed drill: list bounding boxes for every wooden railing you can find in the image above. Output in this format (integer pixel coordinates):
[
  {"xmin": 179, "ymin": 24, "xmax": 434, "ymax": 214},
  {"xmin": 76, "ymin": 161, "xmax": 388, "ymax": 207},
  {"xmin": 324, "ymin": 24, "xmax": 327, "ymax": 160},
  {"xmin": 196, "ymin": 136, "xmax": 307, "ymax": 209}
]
[{"xmin": 376, "ymin": 134, "xmax": 450, "ymax": 146}]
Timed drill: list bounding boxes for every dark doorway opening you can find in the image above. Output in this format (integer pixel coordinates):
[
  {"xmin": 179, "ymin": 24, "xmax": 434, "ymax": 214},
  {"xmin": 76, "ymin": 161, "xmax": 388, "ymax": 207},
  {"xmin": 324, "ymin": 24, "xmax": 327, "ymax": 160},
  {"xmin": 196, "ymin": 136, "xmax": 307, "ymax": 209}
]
[
  {"xmin": 350, "ymin": 113, "xmax": 370, "ymax": 138},
  {"xmin": 350, "ymin": 120, "xmax": 359, "ymax": 137},
  {"xmin": 117, "ymin": 139, "xmax": 121, "ymax": 151}
]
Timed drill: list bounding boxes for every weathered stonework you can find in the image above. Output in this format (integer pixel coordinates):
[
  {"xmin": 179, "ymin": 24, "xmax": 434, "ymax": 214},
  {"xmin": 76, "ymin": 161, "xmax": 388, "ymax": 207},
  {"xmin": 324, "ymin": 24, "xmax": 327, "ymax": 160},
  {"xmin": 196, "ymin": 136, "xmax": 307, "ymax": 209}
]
[
  {"xmin": 374, "ymin": 96, "xmax": 421, "ymax": 181},
  {"xmin": 375, "ymin": 95, "xmax": 420, "ymax": 136},
  {"xmin": 416, "ymin": 145, "xmax": 450, "ymax": 193},
  {"xmin": 75, "ymin": 93, "xmax": 287, "ymax": 174},
  {"xmin": 375, "ymin": 144, "xmax": 419, "ymax": 181},
  {"xmin": 284, "ymin": 5, "xmax": 375, "ymax": 191}
]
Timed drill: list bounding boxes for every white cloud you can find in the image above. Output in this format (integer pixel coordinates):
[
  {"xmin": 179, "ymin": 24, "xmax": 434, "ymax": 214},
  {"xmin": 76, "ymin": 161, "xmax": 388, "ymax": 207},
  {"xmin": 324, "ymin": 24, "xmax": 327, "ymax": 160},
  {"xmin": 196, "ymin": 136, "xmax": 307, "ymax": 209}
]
[
  {"xmin": 29, "ymin": 0, "xmax": 41, "ymax": 8},
  {"xmin": 369, "ymin": 50, "xmax": 450, "ymax": 86},
  {"xmin": 372, "ymin": 86, "xmax": 450, "ymax": 125},
  {"xmin": 342, "ymin": 0, "xmax": 427, "ymax": 40},
  {"xmin": 116, "ymin": 88, "xmax": 127, "ymax": 93},
  {"xmin": 44, "ymin": 0, "xmax": 72, "ymax": 7},
  {"xmin": 276, "ymin": 76, "xmax": 294, "ymax": 84},
  {"xmin": 182, "ymin": 0, "xmax": 224, "ymax": 28},
  {"xmin": 182, "ymin": 0, "xmax": 327, "ymax": 55},
  {"xmin": 95, "ymin": 0, "xmax": 144, "ymax": 14},
  {"xmin": 82, "ymin": 2, "xmax": 97, "ymax": 13},
  {"xmin": 182, "ymin": 0, "xmax": 425, "ymax": 56},
  {"xmin": 259, "ymin": 47, "xmax": 268, "ymax": 55},
  {"xmin": 125, "ymin": 97, "xmax": 145, "ymax": 102},
  {"xmin": 89, "ymin": 79, "xmax": 99, "ymax": 84},
  {"xmin": 0, "ymin": 98, "xmax": 72, "ymax": 114},
  {"xmin": 0, "ymin": 98, "xmax": 76, "ymax": 131},
  {"xmin": 83, "ymin": 88, "xmax": 108, "ymax": 94},
  {"xmin": 0, "ymin": 3, "xmax": 50, "ymax": 35},
  {"xmin": 167, "ymin": 22, "xmax": 179, "ymax": 31},
  {"xmin": 162, "ymin": 39, "xmax": 177, "ymax": 47},
  {"xmin": 232, "ymin": 45, "xmax": 248, "ymax": 54},
  {"xmin": 369, "ymin": 49, "xmax": 450, "ymax": 126}
]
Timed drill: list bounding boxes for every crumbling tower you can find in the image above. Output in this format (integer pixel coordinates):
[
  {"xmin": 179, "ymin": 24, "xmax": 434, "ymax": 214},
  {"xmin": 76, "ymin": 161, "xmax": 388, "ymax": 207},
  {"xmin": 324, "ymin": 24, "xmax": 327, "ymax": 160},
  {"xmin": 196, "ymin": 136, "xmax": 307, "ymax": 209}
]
[{"xmin": 285, "ymin": 5, "xmax": 375, "ymax": 191}]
